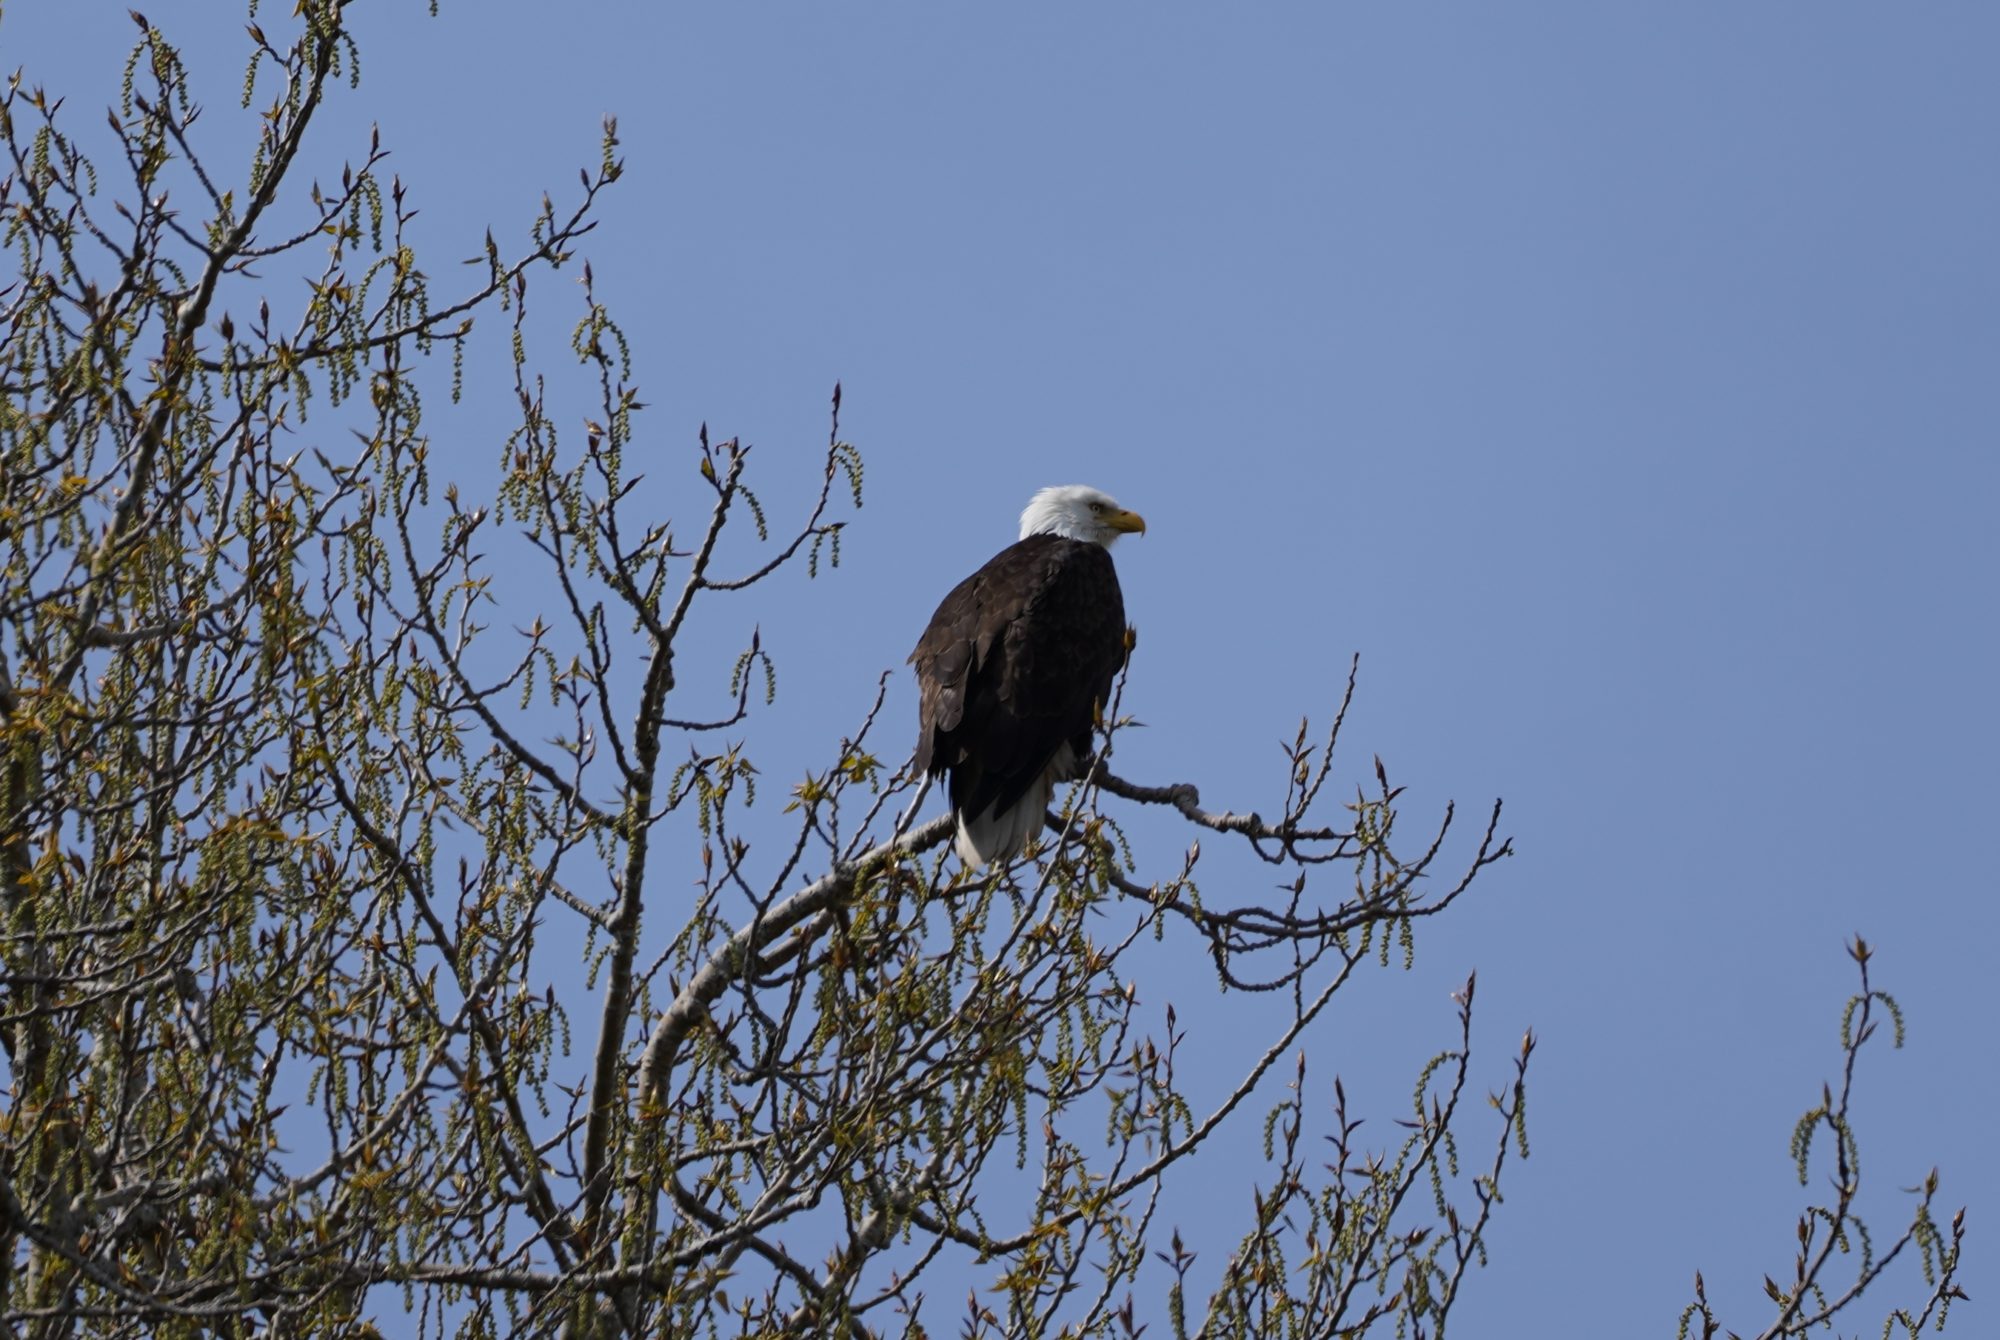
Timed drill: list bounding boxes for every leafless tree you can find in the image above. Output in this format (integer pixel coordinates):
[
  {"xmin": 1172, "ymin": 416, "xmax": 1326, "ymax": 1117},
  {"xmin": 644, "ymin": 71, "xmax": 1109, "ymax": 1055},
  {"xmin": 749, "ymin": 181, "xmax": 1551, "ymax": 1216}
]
[{"xmin": 0, "ymin": 5, "xmax": 1965, "ymax": 1338}]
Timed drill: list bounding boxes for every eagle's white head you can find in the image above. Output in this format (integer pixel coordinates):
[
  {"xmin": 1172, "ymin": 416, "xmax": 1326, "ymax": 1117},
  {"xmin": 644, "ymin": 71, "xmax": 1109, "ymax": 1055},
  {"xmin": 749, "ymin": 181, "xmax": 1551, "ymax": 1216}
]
[{"xmin": 1018, "ymin": 485, "xmax": 1147, "ymax": 546}]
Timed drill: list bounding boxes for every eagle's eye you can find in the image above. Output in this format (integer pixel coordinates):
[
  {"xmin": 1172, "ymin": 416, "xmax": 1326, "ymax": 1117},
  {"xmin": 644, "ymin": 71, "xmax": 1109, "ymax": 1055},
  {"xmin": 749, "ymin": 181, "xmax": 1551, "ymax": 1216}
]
[{"xmin": 1087, "ymin": 502, "xmax": 1105, "ymax": 514}]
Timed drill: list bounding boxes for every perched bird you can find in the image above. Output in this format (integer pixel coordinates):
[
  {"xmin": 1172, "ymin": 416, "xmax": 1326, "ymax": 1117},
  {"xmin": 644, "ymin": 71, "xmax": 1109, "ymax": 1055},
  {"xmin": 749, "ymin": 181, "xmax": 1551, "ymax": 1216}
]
[{"xmin": 910, "ymin": 484, "xmax": 1145, "ymax": 866}]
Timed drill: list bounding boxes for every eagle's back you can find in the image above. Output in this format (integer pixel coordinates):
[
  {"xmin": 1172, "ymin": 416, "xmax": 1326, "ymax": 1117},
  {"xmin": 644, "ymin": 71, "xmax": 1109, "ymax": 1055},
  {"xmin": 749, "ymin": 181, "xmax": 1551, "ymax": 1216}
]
[{"xmin": 910, "ymin": 534, "xmax": 1126, "ymax": 833}]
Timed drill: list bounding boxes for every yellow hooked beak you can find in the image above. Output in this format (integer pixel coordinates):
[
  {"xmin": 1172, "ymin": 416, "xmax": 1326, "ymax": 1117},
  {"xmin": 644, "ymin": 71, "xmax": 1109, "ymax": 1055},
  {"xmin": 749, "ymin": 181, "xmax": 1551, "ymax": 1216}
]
[{"xmin": 1105, "ymin": 508, "xmax": 1147, "ymax": 536}]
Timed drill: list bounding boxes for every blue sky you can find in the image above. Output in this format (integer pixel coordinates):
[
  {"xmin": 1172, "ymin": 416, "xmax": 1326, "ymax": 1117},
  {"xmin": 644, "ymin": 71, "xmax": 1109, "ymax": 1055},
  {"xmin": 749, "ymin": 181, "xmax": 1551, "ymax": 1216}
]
[{"xmin": 10, "ymin": 1, "xmax": 1995, "ymax": 1330}]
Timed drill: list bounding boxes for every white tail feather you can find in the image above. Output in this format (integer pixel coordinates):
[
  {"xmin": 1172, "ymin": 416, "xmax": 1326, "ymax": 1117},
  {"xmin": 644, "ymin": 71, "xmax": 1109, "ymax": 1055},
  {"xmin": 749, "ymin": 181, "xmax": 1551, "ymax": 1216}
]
[
  {"xmin": 956, "ymin": 774, "xmax": 1056, "ymax": 868},
  {"xmin": 954, "ymin": 743, "xmax": 1080, "ymax": 867}
]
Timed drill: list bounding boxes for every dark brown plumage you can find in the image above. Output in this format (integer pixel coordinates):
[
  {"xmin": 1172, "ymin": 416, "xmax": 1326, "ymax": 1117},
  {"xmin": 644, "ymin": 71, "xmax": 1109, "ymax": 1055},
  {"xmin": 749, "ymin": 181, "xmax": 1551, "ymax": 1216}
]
[{"xmin": 911, "ymin": 532, "xmax": 1129, "ymax": 866}]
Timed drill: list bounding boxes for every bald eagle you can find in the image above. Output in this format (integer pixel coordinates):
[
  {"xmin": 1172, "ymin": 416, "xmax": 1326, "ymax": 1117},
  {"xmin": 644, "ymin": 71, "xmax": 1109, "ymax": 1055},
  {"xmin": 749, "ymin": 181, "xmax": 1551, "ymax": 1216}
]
[{"xmin": 910, "ymin": 485, "xmax": 1145, "ymax": 867}]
